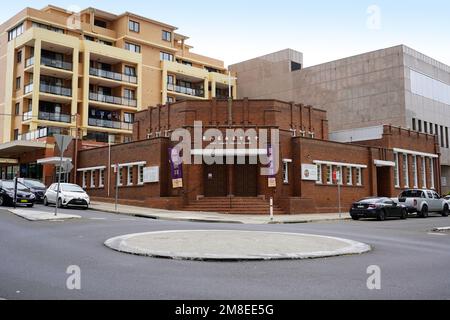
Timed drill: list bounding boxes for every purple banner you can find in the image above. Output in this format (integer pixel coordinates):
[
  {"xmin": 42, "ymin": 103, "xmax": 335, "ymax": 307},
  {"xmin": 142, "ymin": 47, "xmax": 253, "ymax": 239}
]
[
  {"xmin": 267, "ymin": 144, "xmax": 276, "ymax": 178},
  {"xmin": 169, "ymin": 147, "xmax": 183, "ymax": 181}
]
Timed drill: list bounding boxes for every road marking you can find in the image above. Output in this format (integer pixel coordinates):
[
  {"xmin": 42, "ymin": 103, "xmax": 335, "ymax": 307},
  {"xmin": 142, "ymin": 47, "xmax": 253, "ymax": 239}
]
[
  {"xmin": 427, "ymin": 233, "xmax": 447, "ymax": 236},
  {"xmin": 89, "ymin": 218, "xmax": 107, "ymax": 220},
  {"xmin": 0, "ymin": 298, "xmax": 7, "ymax": 300},
  {"xmin": 119, "ymin": 218, "xmax": 137, "ymax": 221}
]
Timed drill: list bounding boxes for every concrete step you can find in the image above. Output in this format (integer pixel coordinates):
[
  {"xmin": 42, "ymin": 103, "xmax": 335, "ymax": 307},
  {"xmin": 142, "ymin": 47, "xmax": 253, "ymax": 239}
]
[{"xmin": 183, "ymin": 197, "xmax": 285, "ymax": 215}]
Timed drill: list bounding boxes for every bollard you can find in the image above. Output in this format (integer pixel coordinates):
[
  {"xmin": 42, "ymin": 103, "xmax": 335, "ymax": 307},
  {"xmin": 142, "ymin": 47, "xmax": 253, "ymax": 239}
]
[{"xmin": 270, "ymin": 197, "xmax": 274, "ymax": 221}]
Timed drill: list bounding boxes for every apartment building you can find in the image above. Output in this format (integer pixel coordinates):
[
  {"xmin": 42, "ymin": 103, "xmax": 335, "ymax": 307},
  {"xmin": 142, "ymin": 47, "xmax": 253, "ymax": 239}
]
[
  {"xmin": 230, "ymin": 46, "xmax": 450, "ymax": 193},
  {"xmin": 0, "ymin": 5, "xmax": 235, "ymax": 182}
]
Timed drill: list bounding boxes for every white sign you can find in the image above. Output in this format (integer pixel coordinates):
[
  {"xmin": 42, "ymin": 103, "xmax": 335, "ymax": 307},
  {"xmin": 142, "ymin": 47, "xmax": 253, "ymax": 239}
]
[
  {"xmin": 144, "ymin": 166, "xmax": 159, "ymax": 183},
  {"xmin": 301, "ymin": 164, "xmax": 318, "ymax": 181}
]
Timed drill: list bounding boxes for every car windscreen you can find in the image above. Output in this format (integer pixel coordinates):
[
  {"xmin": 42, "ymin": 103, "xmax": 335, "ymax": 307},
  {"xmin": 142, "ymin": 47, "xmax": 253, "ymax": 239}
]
[
  {"xmin": 23, "ymin": 180, "xmax": 46, "ymax": 189},
  {"xmin": 400, "ymin": 190, "xmax": 424, "ymax": 198},
  {"xmin": 1, "ymin": 181, "xmax": 30, "ymax": 191},
  {"xmin": 357, "ymin": 198, "xmax": 384, "ymax": 203},
  {"xmin": 61, "ymin": 184, "xmax": 85, "ymax": 193}
]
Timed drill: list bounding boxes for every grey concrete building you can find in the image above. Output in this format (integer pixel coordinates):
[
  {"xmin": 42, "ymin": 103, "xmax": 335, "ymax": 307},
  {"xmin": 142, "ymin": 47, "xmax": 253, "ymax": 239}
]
[{"xmin": 230, "ymin": 45, "xmax": 450, "ymax": 193}]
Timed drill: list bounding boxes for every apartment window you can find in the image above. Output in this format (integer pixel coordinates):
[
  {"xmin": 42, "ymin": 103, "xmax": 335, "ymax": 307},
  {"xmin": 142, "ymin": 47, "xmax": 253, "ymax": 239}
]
[
  {"xmin": 17, "ymin": 50, "xmax": 22, "ymax": 63},
  {"xmin": 16, "ymin": 77, "xmax": 21, "ymax": 90},
  {"xmin": 167, "ymin": 96, "xmax": 175, "ymax": 103},
  {"xmin": 412, "ymin": 118, "xmax": 416, "ymax": 131},
  {"xmin": 421, "ymin": 156, "xmax": 427, "ymax": 188},
  {"xmin": 394, "ymin": 153, "xmax": 400, "ymax": 187},
  {"xmin": 129, "ymin": 20, "xmax": 140, "ymax": 33},
  {"xmin": 282, "ymin": 161, "xmax": 289, "ymax": 184},
  {"xmin": 90, "ymin": 171, "xmax": 96, "ymax": 188},
  {"xmin": 326, "ymin": 165, "xmax": 332, "ymax": 185},
  {"xmin": 440, "ymin": 126, "xmax": 444, "ymax": 148},
  {"xmin": 418, "ymin": 120, "xmax": 422, "ymax": 132},
  {"xmin": 356, "ymin": 167, "xmax": 362, "ymax": 186},
  {"xmin": 99, "ymin": 169, "xmax": 105, "ymax": 188},
  {"xmin": 124, "ymin": 66, "xmax": 136, "ymax": 77},
  {"xmin": 124, "ymin": 136, "xmax": 132, "ymax": 143},
  {"xmin": 125, "ymin": 43, "xmax": 141, "ymax": 53},
  {"xmin": 99, "ymin": 39, "xmax": 113, "ymax": 46},
  {"xmin": 291, "ymin": 61, "xmax": 302, "ymax": 72},
  {"xmin": 430, "ymin": 158, "xmax": 435, "ymax": 189},
  {"xmin": 346, "ymin": 167, "xmax": 353, "ymax": 186},
  {"xmin": 160, "ymin": 52, "xmax": 174, "ymax": 61},
  {"xmin": 13, "ymin": 129, "xmax": 19, "ymax": 141},
  {"xmin": 124, "ymin": 89, "xmax": 135, "ymax": 100},
  {"xmin": 316, "ymin": 164, "xmax": 322, "ymax": 184},
  {"xmin": 84, "ymin": 35, "xmax": 96, "ymax": 42},
  {"xmin": 167, "ymin": 75, "xmax": 175, "ymax": 85},
  {"xmin": 138, "ymin": 165, "xmax": 144, "ymax": 185},
  {"xmin": 429, "ymin": 122, "xmax": 433, "ymax": 135},
  {"xmin": 435, "ymin": 124, "xmax": 438, "ymax": 140},
  {"xmin": 162, "ymin": 30, "xmax": 172, "ymax": 42},
  {"xmin": 124, "ymin": 113, "xmax": 134, "ymax": 124},
  {"xmin": 32, "ymin": 22, "xmax": 64, "ymax": 34},
  {"xmin": 181, "ymin": 60, "xmax": 192, "ymax": 66},
  {"xmin": 127, "ymin": 166, "xmax": 133, "ymax": 186},
  {"xmin": 412, "ymin": 156, "xmax": 418, "ymax": 188},
  {"xmin": 8, "ymin": 23, "xmax": 24, "ymax": 41},
  {"xmin": 424, "ymin": 121, "xmax": 428, "ymax": 133},
  {"xmin": 94, "ymin": 19, "xmax": 108, "ymax": 28},
  {"xmin": 446, "ymin": 127, "xmax": 449, "ymax": 148},
  {"xmin": 402, "ymin": 154, "xmax": 409, "ymax": 188},
  {"xmin": 337, "ymin": 166, "xmax": 343, "ymax": 185},
  {"xmin": 15, "ymin": 103, "xmax": 20, "ymax": 115}
]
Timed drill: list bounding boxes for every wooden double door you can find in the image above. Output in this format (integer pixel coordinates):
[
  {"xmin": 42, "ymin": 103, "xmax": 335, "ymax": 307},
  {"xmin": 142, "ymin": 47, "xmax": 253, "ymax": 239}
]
[{"xmin": 203, "ymin": 161, "xmax": 258, "ymax": 197}]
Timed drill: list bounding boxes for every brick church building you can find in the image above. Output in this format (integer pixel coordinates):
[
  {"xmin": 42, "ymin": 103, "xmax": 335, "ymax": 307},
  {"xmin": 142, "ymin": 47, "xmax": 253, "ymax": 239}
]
[{"xmin": 73, "ymin": 98, "xmax": 440, "ymax": 214}]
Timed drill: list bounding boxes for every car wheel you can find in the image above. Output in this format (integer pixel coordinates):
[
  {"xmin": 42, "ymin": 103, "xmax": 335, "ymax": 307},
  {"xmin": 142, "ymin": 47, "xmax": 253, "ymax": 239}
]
[
  {"xmin": 400, "ymin": 209, "xmax": 408, "ymax": 220},
  {"xmin": 442, "ymin": 205, "xmax": 449, "ymax": 217},
  {"xmin": 351, "ymin": 215, "xmax": 359, "ymax": 221},
  {"xmin": 43, "ymin": 197, "xmax": 49, "ymax": 206},
  {"xmin": 84, "ymin": 205, "xmax": 89, "ymax": 210},
  {"xmin": 420, "ymin": 205, "xmax": 429, "ymax": 218},
  {"xmin": 57, "ymin": 198, "xmax": 64, "ymax": 208},
  {"xmin": 0, "ymin": 195, "xmax": 4, "ymax": 207},
  {"xmin": 377, "ymin": 210, "xmax": 386, "ymax": 221}
]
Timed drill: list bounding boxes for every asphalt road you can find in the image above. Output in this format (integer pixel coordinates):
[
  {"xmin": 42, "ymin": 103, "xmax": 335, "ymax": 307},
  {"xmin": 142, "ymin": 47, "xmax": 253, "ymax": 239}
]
[{"xmin": 0, "ymin": 204, "xmax": 449, "ymax": 300}]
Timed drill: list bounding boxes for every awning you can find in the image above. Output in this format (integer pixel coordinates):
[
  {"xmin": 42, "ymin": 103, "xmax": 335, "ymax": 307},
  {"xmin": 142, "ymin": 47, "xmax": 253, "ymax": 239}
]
[
  {"xmin": 37, "ymin": 157, "xmax": 72, "ymax": 165},
  {"xmin": 374, "ymin": 160, "xmax": 396, "ymax": 167},
  {"xmin": 0, "ymin": 141, "xmax": 47, "ymax": 158}
]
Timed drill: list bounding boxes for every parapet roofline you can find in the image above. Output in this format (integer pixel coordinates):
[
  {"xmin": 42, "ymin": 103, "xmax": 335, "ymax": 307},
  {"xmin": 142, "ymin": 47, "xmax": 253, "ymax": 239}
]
[{"xmin": 40, "ymin": 5, "xmax": 177, "ymax": 31}]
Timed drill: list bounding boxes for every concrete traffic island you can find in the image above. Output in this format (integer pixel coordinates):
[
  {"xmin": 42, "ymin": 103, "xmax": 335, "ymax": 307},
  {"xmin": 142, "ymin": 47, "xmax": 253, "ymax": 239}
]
[
  {"xmin": 9, "ymin": 209, "xmax": 81, "ymax": 221},
  {"xmin": 104, "ymin": 230, "xmax": 371, "ymax": 261}
]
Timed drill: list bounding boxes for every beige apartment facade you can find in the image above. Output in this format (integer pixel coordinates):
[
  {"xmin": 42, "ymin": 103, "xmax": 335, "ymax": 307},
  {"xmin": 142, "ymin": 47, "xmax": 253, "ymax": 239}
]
[
  {"xmin": 230, "ymin": 46, "xmax": 450, "ymax": 193},
  {"xmin": 0, "ymin": 5, "xmax": 235, "ymax": 182}
]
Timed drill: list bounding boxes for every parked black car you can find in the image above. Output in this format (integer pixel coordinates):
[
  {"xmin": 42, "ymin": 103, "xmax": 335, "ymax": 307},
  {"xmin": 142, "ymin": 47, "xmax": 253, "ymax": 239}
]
[
  {"xmin": 19, "ymin": 179, "xmax": 47, "ymax": 203},
  {"xmin": 0, "ymin": 180, "xmax": 36, "ymax": 207},
  {"xmin": 350, "ymin": 197, "xmax": 408, "ymax": 221}
]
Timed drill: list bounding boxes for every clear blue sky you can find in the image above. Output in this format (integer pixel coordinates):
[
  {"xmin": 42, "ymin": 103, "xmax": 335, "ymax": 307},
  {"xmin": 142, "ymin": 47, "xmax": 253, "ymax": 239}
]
[{"xmin": 1, "ymin": 0, "xmax": 449, "ymax": 67}]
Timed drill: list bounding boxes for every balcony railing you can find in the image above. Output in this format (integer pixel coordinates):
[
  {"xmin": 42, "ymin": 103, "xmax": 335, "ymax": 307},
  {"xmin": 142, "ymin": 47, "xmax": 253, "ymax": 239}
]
[
  {"xmin": 17, "ymin": 127, "xmax": 68, "ymax": 141},
  {"xmin": 88, "ymin": 118, "xmax": 133, "ymax": 131},
  {"xmin": 17, "ymin": 128, "xmax": 48, "ymax": 141},
  {"xmin": 38, "ymin": 111, "xmax": 72, "ymax": 123},
  {"xmin": 89, "ymin": 92, "xmax": 137, "ymax": 107},
  {"xmin": 24, "ymin": 83, "xmax": 72, "ymax": 97},
  {"xmin": 40, "ymin": 83, "xmax": 72, "ymax": 97},
  {"xmin": 89, "ymin": 67, "xmax": 137, "ymax": 84},
  {"xmin": 22, "ymin": 111, "xmax": 33, "ymax": 121},
  {"xmin": 25, "ymin": 56, "xmax": 35, "ymax": 68},
  {"xmin": 41, "ymin": 56, "xmax": 73, "ymax": 71},
  {"xmin": 24, "ymin": 83, "xmax": 34, "ymax": 94},
  {"xmin": 167, "ymin": 83, "xmax": 204, "ymax": 98}
]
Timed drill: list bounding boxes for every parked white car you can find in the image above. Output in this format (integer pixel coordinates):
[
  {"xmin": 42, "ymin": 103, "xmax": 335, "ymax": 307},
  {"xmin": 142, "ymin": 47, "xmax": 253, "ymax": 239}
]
[
  {"xmin": 392, "ymin": 189, "xmax": 449, "ymax": 218},
  {"xmin": 44, "ymin": 183, "xmax": 90, "ymax": 209}
]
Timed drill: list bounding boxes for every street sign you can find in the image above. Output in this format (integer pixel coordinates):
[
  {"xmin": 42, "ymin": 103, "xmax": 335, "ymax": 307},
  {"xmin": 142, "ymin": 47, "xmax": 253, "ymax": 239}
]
[
  {"xmin": 54, "ymin": 134, "xmax": 73, "ymax": 153},
  {"xmin": 62, "ymin": 161, "xmax": 74, "ymax": 172}
]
